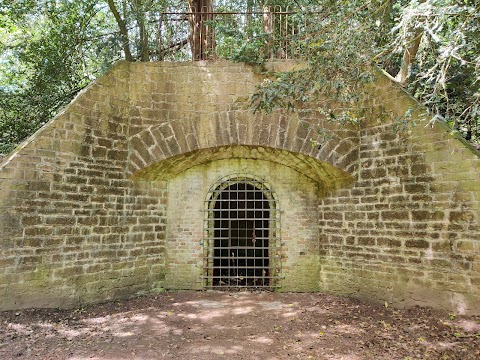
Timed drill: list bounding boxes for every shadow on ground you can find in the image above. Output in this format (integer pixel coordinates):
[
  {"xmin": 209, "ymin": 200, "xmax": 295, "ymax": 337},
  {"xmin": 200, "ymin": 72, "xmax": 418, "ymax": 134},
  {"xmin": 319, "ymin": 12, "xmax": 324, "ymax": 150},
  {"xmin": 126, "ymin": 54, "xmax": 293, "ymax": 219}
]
[{"xmin": 1, "ymin": 291, "xmax": 479, "ymax": 359}]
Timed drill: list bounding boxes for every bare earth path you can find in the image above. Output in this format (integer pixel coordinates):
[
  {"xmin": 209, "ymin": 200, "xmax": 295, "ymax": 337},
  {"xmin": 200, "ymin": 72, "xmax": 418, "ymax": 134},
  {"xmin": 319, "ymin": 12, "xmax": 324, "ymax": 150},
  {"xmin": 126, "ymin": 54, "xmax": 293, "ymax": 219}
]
[{"xmin": 1, "ymin": 291, "xmax": 479, "ymax": 359}]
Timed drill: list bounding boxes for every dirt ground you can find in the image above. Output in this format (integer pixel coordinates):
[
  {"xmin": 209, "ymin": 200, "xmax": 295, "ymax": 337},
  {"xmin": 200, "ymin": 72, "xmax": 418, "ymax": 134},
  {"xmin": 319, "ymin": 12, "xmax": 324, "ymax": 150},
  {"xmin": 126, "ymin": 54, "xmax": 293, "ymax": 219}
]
[{"xmin": 1, "ymin": 291, "xmax": 479, "ymax": 360}]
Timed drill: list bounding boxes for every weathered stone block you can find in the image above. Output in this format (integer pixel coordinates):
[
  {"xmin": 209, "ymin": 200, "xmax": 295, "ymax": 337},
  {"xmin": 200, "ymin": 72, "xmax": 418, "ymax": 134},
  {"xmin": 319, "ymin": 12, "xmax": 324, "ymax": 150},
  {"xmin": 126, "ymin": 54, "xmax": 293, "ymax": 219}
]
[
  {"xmin": 405, "ymin": 239, "xmax": 430, "ymax": 249},
  {"xmin": 0, "ymin": 61, "xmax": 479, "ymax": 316}
]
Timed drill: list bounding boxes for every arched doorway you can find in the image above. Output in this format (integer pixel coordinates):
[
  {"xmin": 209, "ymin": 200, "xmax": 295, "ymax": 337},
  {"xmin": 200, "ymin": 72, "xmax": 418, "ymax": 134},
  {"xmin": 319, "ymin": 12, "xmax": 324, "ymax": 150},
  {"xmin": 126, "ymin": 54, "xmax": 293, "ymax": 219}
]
[{"xmin": 203, "ymin": 174, "xmax": 281, "ymax": 289}]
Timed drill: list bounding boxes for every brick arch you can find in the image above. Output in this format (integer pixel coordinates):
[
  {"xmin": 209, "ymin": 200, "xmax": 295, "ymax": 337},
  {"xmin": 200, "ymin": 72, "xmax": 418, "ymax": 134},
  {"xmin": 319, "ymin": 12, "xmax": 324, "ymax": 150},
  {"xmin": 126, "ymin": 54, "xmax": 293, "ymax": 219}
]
[
  {"xmin": 131, "ymin": 145, "xmax": 355, "ymax": 192},
  {"xmin": 128, "ymin": 110, "xmax": 360, "ymax": 179}
]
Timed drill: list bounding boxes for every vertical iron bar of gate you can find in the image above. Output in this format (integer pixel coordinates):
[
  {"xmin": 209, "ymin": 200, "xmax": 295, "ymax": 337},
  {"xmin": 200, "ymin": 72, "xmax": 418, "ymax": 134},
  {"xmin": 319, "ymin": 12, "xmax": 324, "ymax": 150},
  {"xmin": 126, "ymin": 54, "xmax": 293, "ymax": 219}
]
[{"xmin": 203, "ymin": 174, "xmax": 281, "ymax": 289}]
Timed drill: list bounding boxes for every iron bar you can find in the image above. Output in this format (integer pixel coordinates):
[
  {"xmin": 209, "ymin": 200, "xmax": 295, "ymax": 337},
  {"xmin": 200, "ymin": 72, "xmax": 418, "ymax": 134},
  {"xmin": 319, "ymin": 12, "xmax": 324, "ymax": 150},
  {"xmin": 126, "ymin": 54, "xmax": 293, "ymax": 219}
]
[{"xmin": 202, "ymin": 174, "xmax": 281, "ymax": 289}]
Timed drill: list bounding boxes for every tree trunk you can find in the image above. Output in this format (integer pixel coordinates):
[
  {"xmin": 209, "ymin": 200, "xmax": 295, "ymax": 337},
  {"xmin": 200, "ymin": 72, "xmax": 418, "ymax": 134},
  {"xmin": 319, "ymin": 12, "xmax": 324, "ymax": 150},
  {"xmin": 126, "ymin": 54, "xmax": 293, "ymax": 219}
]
[
  {"xmin": 157, "ymin": 14, "xmax": 164, "ymax": 60},
  {"xmin": 107, "ymin": 0, "xmax": 133, "ymax": 61},
  {"xmin": 246, "ymin": 0, "xmax": 254, "ymax": 38},
  {"xmin": 395, "ymin": 28, "xmax": 423, "ymax": 84},
  {"xmin": 132, "ymin": 0, "xmax": 149, "ymax": 62},
  {"xmin": 395, "ymin": 0, "xmax": 426, "ymax": 85},
  {"xmin": 263, "ymin": 6, "xmax": 273, "ymax": 59},
  {"xmin": 188, "ymin": 0, "xmax": 214, "ymax": 60}
]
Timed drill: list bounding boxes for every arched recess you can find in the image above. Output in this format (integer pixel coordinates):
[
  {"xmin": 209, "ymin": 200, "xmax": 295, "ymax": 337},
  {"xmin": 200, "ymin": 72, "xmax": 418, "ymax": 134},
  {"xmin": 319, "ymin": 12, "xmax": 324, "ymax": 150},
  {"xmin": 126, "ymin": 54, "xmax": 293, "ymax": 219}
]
[
  {"xmin": 202, "ymin": 174, "xmax": 281, "ymax": 289},
  {"xmin": 131, "ymin": 145, "xmax": 355, "ymax": 193},
  {"xmin": 131, "ymin": 145, "xmax": 355, "ymax": 292}
]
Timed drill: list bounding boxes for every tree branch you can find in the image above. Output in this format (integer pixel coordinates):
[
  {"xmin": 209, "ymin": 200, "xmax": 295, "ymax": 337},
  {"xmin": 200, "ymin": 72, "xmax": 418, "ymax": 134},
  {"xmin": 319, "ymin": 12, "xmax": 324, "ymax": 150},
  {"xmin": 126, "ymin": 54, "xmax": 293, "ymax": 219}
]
[
  {"xmin": 107, "ymin": 0, "xmax": 133, "ymax": 61},
  {"xmin": 395, "ymin": 28, "xmax": 423, "ymax": 84}
]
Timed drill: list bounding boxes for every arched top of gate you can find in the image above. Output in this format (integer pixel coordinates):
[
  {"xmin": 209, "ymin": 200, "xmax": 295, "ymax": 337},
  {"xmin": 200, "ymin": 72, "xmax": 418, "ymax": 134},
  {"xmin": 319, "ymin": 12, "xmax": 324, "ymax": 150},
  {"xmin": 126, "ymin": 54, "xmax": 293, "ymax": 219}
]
[{"xmin": 205, "ymin": 173, "xmax": 278, "ymax": 209}]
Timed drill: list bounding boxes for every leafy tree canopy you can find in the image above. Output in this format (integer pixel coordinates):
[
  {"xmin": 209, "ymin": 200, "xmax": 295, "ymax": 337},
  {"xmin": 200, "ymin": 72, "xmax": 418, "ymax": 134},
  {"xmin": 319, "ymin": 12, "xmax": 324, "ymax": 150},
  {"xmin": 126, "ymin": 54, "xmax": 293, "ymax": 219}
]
[
  {"xmin": 1, "ymin": 0, "xmax": 479, "ymax": 155},
  {"xmin": 250, "ymin": 0, "xmax": 480, "ymax": 147}
]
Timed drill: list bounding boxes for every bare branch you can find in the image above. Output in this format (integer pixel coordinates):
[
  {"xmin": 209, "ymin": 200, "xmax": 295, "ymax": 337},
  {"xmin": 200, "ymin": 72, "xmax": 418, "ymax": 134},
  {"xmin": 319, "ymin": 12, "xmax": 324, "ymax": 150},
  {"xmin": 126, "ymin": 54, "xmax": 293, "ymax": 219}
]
[{"xmin": 395, "ymin": 28, "xmax": 423, "ymax": 84}]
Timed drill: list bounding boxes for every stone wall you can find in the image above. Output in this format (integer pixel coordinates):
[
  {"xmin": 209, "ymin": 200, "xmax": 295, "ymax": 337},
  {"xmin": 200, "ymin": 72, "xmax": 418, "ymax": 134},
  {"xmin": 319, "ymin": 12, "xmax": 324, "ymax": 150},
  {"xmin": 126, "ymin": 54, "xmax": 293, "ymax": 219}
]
[
  {"xmin": 162, "ymin": 157, "xmax": 321, "ymax": 292},
  {"xmin": 126, "ymin": 62, "xmax": 359, "ymax": 178},
  {"xmin": 318, "ymin": 76, "xmax": 480, "ymax": 314},
  {"xmin": 0, "ymin": 63, "xmax": 167, "ymax": 309},
  {"xmin": 0, "ymin": 60, "xmax": 478, "ymax": 314}
]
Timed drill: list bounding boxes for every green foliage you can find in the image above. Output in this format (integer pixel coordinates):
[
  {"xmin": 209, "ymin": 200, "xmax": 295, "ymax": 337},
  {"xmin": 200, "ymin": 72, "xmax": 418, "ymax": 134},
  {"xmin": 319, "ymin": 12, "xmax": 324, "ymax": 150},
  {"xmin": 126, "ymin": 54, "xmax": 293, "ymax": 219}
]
[
  {"xmin": 392, "ymin": 0, "xmax": 480, "ymax": 142},
  {"xmin": 0, "ymin": 90, "xmax": 41, "ymax": 154},
  {"xmin": 250, "ymin": 3, "xmax": 378, "ymax": 122},
  {"xmin": 205, "ymin": 10, "xmax": 269, "ymax": 65},
  {"xmin": 0, "ymin": 0, "xmax": 119, "ymax": 154},
  {"xmin": 392, "ymin": 108, "xmax": 415, "ymax": 133},
  {"xmin": 1, "ymin": 0, "xmax": 480, "ymax": 155},
  {"xmin": 231, "ymin": 37, "xmax": 269, "ymax": 65},
  {"xmin": 248, "ymin": 0, "xmax": 480, "ymax": 147}
]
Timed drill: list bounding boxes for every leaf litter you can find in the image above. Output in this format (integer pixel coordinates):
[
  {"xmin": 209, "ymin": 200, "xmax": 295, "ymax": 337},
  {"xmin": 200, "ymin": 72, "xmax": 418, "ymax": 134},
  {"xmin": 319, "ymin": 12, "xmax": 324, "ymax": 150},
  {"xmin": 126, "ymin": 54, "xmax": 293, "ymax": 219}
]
[{"xmin": 0, "ymin": 291, "xmax": 478, "ymax": 359}]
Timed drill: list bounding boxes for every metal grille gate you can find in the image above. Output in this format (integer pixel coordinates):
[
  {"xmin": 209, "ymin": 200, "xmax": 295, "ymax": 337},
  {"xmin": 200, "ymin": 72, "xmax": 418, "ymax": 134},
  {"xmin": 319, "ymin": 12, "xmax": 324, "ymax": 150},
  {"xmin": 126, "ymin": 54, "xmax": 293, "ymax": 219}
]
[{"xmin": 203, "ymin": 174, "xmax": 281, "ymax": 289}]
